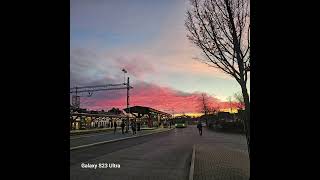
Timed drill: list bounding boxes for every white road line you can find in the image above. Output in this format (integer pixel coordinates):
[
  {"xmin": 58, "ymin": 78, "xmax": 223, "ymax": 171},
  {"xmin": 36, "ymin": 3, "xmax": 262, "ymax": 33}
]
[{"xmin": 189, "ymin": 144, "xmax": 196, "ymax": 180}]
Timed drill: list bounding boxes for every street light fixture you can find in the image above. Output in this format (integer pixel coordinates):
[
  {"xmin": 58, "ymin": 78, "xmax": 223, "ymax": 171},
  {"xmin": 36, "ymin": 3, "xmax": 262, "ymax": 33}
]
[{"xmin": 122, "ymin": 68, "xmax": 127, "ymax": 85}]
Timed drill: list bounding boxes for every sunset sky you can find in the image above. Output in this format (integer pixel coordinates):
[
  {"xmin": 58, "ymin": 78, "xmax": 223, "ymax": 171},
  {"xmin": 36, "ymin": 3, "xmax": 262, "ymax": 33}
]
[{"xmin": 70, "ymin": 0, "xmax": 250, "ymax": 115}]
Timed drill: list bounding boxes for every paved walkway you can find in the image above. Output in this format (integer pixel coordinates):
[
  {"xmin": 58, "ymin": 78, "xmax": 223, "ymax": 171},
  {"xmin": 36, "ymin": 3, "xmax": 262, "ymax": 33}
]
[{"xmin": 193, "ymin": 129, "xmax": 250, "ymax": 180}]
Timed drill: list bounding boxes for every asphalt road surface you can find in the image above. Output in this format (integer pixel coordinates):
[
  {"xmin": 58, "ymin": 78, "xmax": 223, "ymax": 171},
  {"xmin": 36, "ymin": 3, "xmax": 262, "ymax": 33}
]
[
  {"xmin": 70, "ymin": 128, "xmax": 168, "ymax": 149},
  {"xmin": 70, "ymin": 125, "xmax": 248, "ymax": 180}
]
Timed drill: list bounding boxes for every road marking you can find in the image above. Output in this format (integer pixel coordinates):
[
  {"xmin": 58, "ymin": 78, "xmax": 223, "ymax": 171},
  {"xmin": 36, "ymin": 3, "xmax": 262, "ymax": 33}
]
[
  {"xmin": 189, "ymin": 144, "xmax": 195, "ymax": 180},
  {"xmin": 70, "ymin": 128, "xmax": 174, "ymax": 151}
]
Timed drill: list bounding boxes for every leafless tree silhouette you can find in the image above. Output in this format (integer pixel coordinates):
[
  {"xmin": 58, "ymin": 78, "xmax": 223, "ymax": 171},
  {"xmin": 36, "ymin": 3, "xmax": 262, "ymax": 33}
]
[
  {"xmin": 185, "ymin": 0, "xmax": 250, "ymax": 156},
  {"xmin": 209, "ymin": 105, "xmax": 220, "ymax": 114},
  {"xmin": 234, "ymin": 91, "xmax": 244, "ymax": 110},
  {"xmin": 200, "ymin": 93, "xmax": 210, "ymax": 125},
  {"xmin": 201, "ymin": 93, "xmax": 210, "ymax": 114}
]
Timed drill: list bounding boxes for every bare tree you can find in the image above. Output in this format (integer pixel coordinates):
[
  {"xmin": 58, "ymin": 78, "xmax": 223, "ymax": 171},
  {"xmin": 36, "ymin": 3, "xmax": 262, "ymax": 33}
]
[
  {"xmin": 200, "ymin": 93, "xmax": 210, "ymax": 125},
  {"xmin": 201, "ymin": 93, "xmax": 210, "ymax": 114},
  {"xmin": 199, "ymin": 93, "xmax": 220, "ymax": 120},
  {"xmin": 185, "ymin": 0, "xmax": 250, "ymax": 155},
  {"xmin": 209, "ymin": 105, "xmax": 219, "ymax": 114},
  {"xmin": 234, "ymin": 91, "xmax": 244, "ymax": 110}
]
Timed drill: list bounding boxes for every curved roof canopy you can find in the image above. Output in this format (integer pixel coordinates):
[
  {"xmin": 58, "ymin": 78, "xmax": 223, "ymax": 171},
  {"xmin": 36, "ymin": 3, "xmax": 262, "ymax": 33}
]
[{"xmin": 123, "ymin": 106, "xmax": 171, "ymax": 117}]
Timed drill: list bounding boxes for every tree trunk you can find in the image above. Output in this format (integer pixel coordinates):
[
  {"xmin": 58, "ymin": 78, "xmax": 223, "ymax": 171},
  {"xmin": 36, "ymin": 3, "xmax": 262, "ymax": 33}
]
[{"xmin": 240, "ymin": 82, "xmax": 250, "ymax": 158}]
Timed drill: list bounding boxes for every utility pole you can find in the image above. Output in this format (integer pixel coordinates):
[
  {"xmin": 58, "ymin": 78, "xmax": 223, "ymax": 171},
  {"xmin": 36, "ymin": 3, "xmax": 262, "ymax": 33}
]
[{"xmin": 126, "ymin": 77, "xmax": 130, "ymax": 133}]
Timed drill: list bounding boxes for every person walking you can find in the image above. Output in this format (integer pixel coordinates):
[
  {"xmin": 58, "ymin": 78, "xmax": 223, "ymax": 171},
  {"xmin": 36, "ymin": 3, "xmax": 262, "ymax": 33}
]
[
  {"xmin": 121, "ymin": 121, "xmax": 125, "ymax": 134},
  {"xmin": 197, "ymin": 121, "xmax": 203, "ymax": 136},
  {"xmin": 113, "ymin": 121, "xmax": 117, "ymax": 134},
  {"xmin": 137, "ymin": 122, "xmax": 140, "ymax": 131},
  {"xmin": 131, "ymin": 121, "xmax": 136, "ymax": 135}
]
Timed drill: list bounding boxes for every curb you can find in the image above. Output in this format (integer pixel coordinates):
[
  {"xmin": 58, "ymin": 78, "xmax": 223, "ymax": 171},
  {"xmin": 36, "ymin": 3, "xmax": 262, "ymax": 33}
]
[
  {"xmin": 70, "ymin": 128, "xmax": 175, "ymax": 151},
  {"xmin": 189, "ymin": 144, "xmax": 195, "ymax": 180}
]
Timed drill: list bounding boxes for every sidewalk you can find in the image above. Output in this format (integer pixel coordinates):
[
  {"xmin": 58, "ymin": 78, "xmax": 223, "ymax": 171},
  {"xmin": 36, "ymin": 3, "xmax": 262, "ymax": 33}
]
[{"xmin": 192, "ymin": 144, "xmax": 249, "ymax": 180}]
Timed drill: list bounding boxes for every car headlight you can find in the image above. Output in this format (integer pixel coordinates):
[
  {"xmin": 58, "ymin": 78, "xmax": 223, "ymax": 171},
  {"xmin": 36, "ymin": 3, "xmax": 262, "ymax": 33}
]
[
  {"xmin": 175, "ymin": 124, "xmax": 177, "ymax": 126},
  {"xmin": 182, "ymin": 124, "xmax": 185, "ymax": 126}
]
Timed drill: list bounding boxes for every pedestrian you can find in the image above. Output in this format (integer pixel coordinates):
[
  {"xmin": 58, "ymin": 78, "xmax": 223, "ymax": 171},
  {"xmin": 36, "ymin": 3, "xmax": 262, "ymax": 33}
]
[
  {"xmin": 169, "ymin": 121, "xmax": 171, "ymax": 128},
  {"xmin": 197, "ymin": 121, "xmax": 203, "ymax": 136},
  {"xmin": 131, "ymin": 121, "xmax": 136, "ymax": 135},
  {"xmin": 121, "ymin": 121, "xmax": 125, "ymax": 134},
  {"xmin": 137, "ymin": 122, "xmax": 140, "ymax": 131},
  {"xmin": 113, "ymin": 121, "xmax": 117, "ymax": 134}
]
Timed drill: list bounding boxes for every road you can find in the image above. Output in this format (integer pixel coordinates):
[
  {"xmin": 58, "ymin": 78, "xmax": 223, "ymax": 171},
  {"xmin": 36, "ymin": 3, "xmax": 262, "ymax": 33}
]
[
  {"xmin": 70, "ymin": 128, "xmax": 169, "ymax": 149},
  {"xmin": 70, "ymin": 125, "xmax": 248, "ymax": 180}
]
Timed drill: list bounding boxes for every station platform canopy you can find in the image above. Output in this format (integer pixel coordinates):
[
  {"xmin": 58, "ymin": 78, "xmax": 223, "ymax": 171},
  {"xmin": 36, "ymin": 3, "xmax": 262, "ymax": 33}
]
[{"xmin": 123, "ymin": 106, "xmax": 172, "ymax": 117}]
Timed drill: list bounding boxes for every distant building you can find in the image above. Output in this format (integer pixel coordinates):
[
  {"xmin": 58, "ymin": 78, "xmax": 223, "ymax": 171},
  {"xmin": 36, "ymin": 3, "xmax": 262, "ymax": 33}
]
[
  {"xmin": 200, "ymin": 114, "xmax": 218, "ymax": 121},
  {"xmin": 70, "ymin": 106, "xmax": 127, "ymax": 130},
  {"xmin": 217, "ymin": 112, "xmax": 239, "ymax": 122}
]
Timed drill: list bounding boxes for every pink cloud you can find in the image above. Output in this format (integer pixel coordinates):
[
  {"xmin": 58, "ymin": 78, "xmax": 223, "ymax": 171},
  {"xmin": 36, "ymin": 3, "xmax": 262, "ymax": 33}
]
[{"xmin": 80, "ymin": 81, "xmax": 241, "ymax": 114}]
